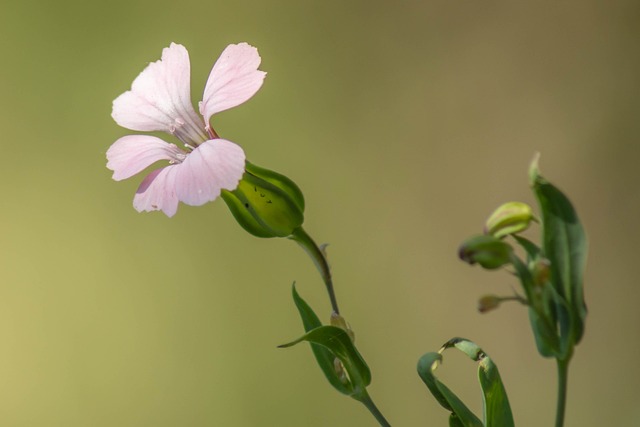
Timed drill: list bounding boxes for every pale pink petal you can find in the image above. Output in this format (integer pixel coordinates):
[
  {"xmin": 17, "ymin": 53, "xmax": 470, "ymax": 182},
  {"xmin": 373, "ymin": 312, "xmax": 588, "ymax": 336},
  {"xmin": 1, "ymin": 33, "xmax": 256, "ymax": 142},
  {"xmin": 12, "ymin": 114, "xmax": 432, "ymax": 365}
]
[
  {"xmin": 106, "ymin": 135, "xmax": 185, "ymax": 181},
  {"xmin": 133, "ymin": 166, "xmax": 179, "ymax": 217},
  {"xmin": 199, "ymin": 43, "xmax": 267, "ymax": 124},
  {"xmin": 112, "ymin": 43, "xmax": 206, "ymax": 140},
  {"xmin": 174, "ymin": 139, "xmax": 245, "ymax": 206}
]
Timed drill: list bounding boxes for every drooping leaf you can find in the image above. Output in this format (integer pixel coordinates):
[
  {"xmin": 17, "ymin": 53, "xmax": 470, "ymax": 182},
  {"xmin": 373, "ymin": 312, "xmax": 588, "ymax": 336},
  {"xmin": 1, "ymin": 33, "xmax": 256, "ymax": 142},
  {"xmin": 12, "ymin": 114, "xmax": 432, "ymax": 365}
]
[
  {"xmin": 279, "ymin": 325, "xmax": 371, "ymax": 397},
  {"xmin": 530, "ymin": 155, "xmax": 588, "ymax": 345},
  {"xmin": 417, "ymin": 352, "xmax": 483, "ymax": 427},
  {"xmin": 445, "ymin": 339, "xmax": 514, "ymax": 427},
  {"xmin": 284, "ymin": 284, "xmax": 351, "ymax": 394},
  {"xmin": 280, "ymin": 284, "xmax": 371, "ymax": 396},
  {"xmin": 418, "ymin": 338, "xmax": 514, "ymax": 427}
]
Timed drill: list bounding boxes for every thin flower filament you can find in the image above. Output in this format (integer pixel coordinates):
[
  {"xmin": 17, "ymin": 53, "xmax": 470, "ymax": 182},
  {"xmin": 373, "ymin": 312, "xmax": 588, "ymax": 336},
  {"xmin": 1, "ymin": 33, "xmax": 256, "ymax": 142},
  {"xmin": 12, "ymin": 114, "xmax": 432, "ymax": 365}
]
[{"xmin": 170, "ymin": 117, "xmax": 208, "ymax": 148}]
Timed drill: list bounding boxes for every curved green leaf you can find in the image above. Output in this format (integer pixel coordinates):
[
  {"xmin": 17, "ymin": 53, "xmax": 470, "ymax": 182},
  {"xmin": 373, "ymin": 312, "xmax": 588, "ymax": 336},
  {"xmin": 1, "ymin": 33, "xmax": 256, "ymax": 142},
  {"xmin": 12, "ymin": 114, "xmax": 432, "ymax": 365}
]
[
  {"xmin": 280, "ymin": 284, "xmax": 371, "ymax": 397},
  {"xmin": 444, "ymin": 339, "xmax": 514, "ymax": 427},
  {"xmin": 418, "ymin": 338, "xmax": 514, "ymax": 427},
  {"xmin": 285, "ymin": 284, "xmax": 351, "ymax": 394},
  {"xmin": 417, "ymin": 352, "xmax": 483, "ymax": 427},
  {"xmin": 280, "ymin": 325, "xmax": 371, "ymax": 397}
]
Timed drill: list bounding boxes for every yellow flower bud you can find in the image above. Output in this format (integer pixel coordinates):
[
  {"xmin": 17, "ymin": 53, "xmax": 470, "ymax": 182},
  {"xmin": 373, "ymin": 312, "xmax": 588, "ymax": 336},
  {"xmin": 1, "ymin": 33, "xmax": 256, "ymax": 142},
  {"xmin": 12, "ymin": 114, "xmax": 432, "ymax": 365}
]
[{"xmin": 484, "ymin": 202, "xmax": 535, "ymax": 238}]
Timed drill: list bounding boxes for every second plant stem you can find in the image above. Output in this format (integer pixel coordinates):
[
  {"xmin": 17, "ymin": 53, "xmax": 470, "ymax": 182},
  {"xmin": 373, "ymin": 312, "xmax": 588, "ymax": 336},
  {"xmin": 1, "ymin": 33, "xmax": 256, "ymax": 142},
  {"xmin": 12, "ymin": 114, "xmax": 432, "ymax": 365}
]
[{"xmin": 555, "ymin": 357, "xmax": 570, "ymax": 427}]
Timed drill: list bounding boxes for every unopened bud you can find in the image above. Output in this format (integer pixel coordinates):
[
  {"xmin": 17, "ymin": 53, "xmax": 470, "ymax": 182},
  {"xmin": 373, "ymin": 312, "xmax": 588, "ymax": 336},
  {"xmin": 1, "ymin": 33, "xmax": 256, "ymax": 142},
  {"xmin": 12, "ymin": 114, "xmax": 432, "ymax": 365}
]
[
  {"xmin": 222, "ymin": 162, "xmax": 305, "ymax": 238},
  {"xmin": 484, "ymin": 202, "xmax": 535, "ymax": 238},
  {"xmin": 333, "ymin": 358, "xmax": 349, "ymax": 384},
  {"xmin": 459, "ymin": 235, "xmax": 513, "ymax": 270},
  {"xmin": 330, "ymin": 312, "xmax": 355, "ymax": 342},
  {"xmin": 478, "ymin": 295, "xmax": 502, "ymax": 313},
  {"xmin": 532, "ymin": 257, "xmax": 551, "ymax": 287}
]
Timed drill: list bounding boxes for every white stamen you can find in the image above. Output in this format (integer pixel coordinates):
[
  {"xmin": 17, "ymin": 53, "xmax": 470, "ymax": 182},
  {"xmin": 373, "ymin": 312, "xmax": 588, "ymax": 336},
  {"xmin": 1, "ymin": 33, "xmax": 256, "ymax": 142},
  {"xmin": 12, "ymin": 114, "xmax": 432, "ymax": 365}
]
[{"xmin": 169, "ymin": 116, "xmax": 208, "ymax": 147}]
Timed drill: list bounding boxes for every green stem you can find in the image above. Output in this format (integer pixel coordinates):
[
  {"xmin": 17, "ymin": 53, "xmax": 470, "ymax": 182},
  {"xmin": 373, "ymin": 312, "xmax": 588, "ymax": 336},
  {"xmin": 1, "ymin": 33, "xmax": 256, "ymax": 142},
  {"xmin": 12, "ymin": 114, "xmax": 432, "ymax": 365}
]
[
  {"xmin": 555, "ymin": 357, "xmax": 570, "ymax": 427},
  {"xmin": 358, "ymin": 391, "xmax": 392, "ymax": 427},
  {"xmin": 290, "ymin": 229, "xmax": 390, "ymax": 425},
  {"xmin": 289, "ymin": 227, "xmax": 340, "ymax": 315}
]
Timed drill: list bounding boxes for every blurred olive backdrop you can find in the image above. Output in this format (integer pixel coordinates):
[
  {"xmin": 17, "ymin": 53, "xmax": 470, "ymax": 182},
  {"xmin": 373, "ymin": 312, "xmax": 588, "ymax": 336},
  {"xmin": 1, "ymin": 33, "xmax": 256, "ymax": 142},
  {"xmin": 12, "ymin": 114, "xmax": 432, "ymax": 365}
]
[{"xmin": 1, "ymin": 0, "xmax": 639, "ymax": 426}]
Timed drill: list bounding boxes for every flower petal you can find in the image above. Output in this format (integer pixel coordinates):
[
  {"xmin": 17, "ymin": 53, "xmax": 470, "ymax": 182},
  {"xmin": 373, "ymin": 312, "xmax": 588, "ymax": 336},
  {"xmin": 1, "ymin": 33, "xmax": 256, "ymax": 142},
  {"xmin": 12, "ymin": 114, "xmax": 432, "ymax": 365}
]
[
  {"xmin": 112, "ymin": 43, "xmax": 205, "ymax": 139},
  {"xmin": 174, "ymin": 139, "xmax": 246, "ymax": 206},
  {"xmin": 200, "ymin": 43, "xmax": 267, "ymax": 124},
  {"xmin": 106, "ymin": 135, "xmax": 185, "ymax": 181},
  {"xmin": 133, "ymin": 166, "xmax": 179, "ymax": 217}
]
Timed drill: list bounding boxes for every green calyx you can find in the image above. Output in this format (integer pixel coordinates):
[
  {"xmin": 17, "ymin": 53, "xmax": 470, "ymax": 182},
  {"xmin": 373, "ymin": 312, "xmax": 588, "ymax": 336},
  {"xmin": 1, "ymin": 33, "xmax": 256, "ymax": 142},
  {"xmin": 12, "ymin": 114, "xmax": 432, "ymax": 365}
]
[
  {"xmin": 459, "ymin": 235, "xmax": 513, "ymax": 270},
  {"xmin": 222, "ymin": 161, "xmax": 305, "ymax": 238},
  {"xmin": 484, "ymin": 201, "xmax": 536, "ymax": 238}
]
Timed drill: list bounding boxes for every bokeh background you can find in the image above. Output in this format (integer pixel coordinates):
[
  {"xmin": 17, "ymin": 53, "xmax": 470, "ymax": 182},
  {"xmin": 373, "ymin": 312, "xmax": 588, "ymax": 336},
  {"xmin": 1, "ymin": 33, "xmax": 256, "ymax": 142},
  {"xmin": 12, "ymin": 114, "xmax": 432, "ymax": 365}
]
[{"xmin": 1, "ymin": 0, "xmax": 639, "ymax": 425}]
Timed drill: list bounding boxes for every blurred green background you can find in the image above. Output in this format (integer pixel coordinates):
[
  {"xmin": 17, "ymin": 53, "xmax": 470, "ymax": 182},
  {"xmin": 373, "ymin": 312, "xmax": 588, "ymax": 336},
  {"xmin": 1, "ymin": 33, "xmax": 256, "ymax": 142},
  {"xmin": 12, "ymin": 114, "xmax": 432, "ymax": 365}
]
[{"xmin": 1, "ymin": 0, "xmax": 639, "ymax": 425}]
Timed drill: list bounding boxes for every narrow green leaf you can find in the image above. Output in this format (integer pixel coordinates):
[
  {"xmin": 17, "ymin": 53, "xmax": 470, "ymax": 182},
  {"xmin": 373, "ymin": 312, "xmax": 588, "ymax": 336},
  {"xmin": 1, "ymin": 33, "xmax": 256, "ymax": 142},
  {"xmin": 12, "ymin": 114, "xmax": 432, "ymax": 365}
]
[
  {"xmin": 285, "ymin": 284, "xmax": 352, "ymax": 394},
  {"xmin": 443, "ymin": 338, "xmax": 515, "ymax": 427},
  {"xmin": 417, "ymin": 352, "xmax": 483, "ymax": 427},
  {"xmin": 511, "ymin": 254, "xmax": 561, "ymax": 357},
  {"xmin": 280, "ymin": 325, "xmax": 371, "ymax": 397},
  {"xmin": 530, "ymin": 155, "xmax": 588, "ymax": 345},
  {"xmin": 449, "ymin": 415, "xmax": 466, "ymax": 427},
  {"xmin": 544, "ymin": 285, "xmax": 574, "ymax": 360},
  {"xmin": 512, "ymin": 235, "xmax": 541, "ymax": 263},
  {"xmin": 513, "ymin": 234, "xmax": 563, "ymax": 347},
  {"xmin": 509, "ymin": 254, "xmax": 536, "ymax": 303},
  {"xmin": 418, "ymin": 339, "xmax": 514, "ymax": 427},
  {"xmin": 527, "ymin": 309, "xmax": 559, "ymax": 358}
]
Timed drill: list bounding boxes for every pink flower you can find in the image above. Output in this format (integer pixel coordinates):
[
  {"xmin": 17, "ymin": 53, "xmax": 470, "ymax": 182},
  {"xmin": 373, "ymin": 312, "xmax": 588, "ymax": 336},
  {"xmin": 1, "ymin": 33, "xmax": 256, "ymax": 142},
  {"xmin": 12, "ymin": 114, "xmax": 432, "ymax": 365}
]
[{"xmin": 107, "ymin": 42, "xmax": 266, "ymax": 217}]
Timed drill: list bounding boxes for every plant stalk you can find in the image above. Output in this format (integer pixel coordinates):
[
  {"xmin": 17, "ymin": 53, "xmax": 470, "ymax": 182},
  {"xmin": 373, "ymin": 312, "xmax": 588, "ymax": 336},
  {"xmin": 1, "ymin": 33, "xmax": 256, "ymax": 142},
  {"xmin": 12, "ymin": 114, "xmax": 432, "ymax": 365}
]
[
  {"xmin": 358, "ymin": 391, "xmax": 392, "ymax": 427},
  {"xmin": 555, "ymin": 357, "xmax": 570, "ymax": 427},
  {"xmin": 289, "ymin": 227, "xmax": 340, "ymax": 315}
]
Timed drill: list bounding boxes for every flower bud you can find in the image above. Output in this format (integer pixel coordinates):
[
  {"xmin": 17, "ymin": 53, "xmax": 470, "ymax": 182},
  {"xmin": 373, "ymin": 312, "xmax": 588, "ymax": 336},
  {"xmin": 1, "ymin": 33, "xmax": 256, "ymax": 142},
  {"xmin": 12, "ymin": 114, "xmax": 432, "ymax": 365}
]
[
  {"xmin": 532, "ymin": 257, "xmax": 551, "ymax": 287},
  {"xmin": 330, "ymin": 312, "xmax": 355, "ymax": 342},
  {"xmin": 458, "ymin": 235, "xmax": 513, "ymax": 270},
  {"xmin": 333, "ymin": 358, "xmax": 349, "ymax": 384},
  {"xmin": 484, "ymin": 202, "xmax": 535, "ymax": 238},
  {"xmin": 222, "ymin": 161, "xmax": 305, "ymax": 238},
  {"xmin": 478, "ymin": 295, "xmax": 502, "ymax": 313}
]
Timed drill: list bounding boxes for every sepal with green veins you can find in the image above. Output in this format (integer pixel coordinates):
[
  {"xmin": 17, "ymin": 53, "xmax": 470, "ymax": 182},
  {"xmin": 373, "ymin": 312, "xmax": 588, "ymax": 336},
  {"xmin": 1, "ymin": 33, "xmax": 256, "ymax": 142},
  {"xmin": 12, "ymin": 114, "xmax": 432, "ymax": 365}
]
[{"xmin": 222, "ymin": 161, "xmax": 305, "ymax": 238}]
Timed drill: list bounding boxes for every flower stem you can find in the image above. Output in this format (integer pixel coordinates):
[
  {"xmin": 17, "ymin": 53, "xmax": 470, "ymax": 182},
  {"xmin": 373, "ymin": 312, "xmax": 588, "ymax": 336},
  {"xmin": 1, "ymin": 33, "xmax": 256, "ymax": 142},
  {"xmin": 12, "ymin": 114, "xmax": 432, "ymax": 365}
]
[
  {"xmin": 555, "ymin": 357, "xmax": 570, "ymax": 427},
  {"xmin": 289, "ymin": 227, "xmax": 340, "ymax": 314},
  {"xmin": 357, "ymin": 391, "xmax": 392, "ymax": 427}
]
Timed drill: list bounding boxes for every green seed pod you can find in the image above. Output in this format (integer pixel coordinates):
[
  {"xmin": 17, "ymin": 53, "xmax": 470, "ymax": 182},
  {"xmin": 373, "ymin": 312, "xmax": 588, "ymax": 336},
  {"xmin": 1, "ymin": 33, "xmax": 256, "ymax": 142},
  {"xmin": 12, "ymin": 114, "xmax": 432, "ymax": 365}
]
[
  {"xmin": 484, "ymin": 201, "xmax": 535, "ymax": 238},
  {"xmin": 222, "ymin": 161, "xmax": 305, "ymax": 238},
  {"xmin": 458, "ymin": 235, "xmax": 513, "ymax": 270}
]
